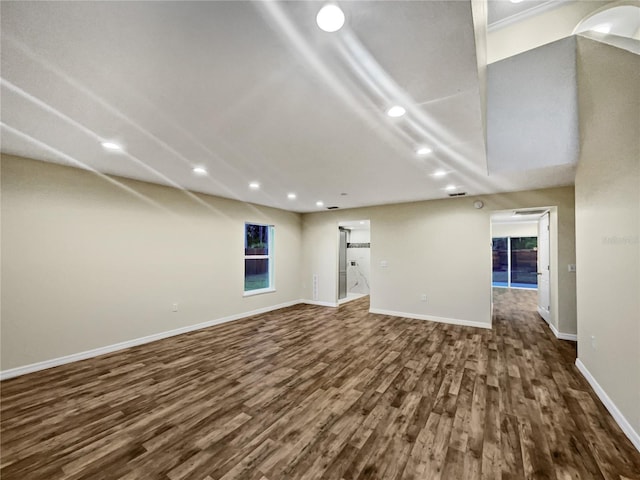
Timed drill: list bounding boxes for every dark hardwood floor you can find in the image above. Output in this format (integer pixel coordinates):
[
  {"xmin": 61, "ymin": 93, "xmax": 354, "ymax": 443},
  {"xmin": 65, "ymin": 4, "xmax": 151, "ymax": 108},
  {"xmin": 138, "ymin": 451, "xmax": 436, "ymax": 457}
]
[{"xmin": 2, "ymin": 291, "xmax": 639, "ymax": 479}]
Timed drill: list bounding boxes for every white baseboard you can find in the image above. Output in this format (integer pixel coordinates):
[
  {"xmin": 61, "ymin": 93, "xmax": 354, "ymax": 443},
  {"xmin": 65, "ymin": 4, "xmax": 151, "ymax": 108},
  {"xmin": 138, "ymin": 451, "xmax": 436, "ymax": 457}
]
[
  {"xmin": 538, "ymin": 306, "xmax": 576, "ymax": 342},
  {"xmin": 301, "ymin": 299, "xmax": 338, "ymax": 308},
  {"xmin": 537, "ymin": 305, "xmax": 551, "ymax": 324},
  {"xmin": 338, "ymin": 293, "xmax": 368, "ymax": 305},
  {"xmin": 547, "ymin": 319, "xmax": 577, "ymax": 342},
  {"xmin": 369, "ymin": 308, "xmax": 491, "ymax": 330},
  {"xmin": 575, "ymin": 359, "xmax": 640, "ymax": 452},
  {"xmin": 0, "ymin": 299, "xmax": 302, "ymax": 381},
  {"xmin": 556, "ymin": 331, "xmax": 577, "ymax": 341}
]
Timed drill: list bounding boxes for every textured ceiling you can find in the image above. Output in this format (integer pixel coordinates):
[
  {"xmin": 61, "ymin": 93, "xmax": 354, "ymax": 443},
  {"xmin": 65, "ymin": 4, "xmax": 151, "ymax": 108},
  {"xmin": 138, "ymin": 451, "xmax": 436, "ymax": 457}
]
[{"xmin": 1, "ymin": 1, "xmax": 575, "ymax": 212}]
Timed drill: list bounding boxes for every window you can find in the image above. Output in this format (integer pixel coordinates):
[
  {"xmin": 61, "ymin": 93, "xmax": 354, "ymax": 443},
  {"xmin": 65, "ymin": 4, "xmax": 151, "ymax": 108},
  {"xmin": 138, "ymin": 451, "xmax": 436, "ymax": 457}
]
[{"xmin": 244, "ymin": 223, "xmax": 274, "ymax": 295}]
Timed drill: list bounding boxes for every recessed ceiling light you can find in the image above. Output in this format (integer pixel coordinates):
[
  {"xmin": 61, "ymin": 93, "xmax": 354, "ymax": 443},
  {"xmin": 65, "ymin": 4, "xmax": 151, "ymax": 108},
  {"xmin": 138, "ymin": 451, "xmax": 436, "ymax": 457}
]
[
  {"xmin": 316, "ymin": 4, "xmax": 345, "ymax": 32},
  {"xmin": 316, "ymin": 201, "xmax": 324, "ymax": 207},
  {"xmin": 591, "ymin": 23, "xmax": 611, "ymax": 34},
  {"xmin": 416, "ymin": 147, "xmax": 433, "ymax": 155},
  {"xmin": 387, "ymin": 105, "xmax": 406, "ymax": 118},
  {"xmin": 192, "ymin": 167, "xmax": 208, "ymax": 176},
  {"xmin": 101, "ymin": 141, "xmax": 123, "ymax": 151},
  {"xmin": 249, "ymin": 182, "xmax": 260, "ymax": 190},
  {"xmin": 510, "ymin": 0, "xmax": 524, "ymax": 3},
  {"xmin": 445, "ymin": 184, "xmax": 457, "ymax": 191},
  {"xmin": 287, "ymin": 193, "xmax": 297, "ymax": 200},
  {"xmin": 359, "ymin": 221, "xmax": 365, "ymax": 225},
  {"xmin": 432, "ymin": 170, "xmax": 447, "ymax": 177}
]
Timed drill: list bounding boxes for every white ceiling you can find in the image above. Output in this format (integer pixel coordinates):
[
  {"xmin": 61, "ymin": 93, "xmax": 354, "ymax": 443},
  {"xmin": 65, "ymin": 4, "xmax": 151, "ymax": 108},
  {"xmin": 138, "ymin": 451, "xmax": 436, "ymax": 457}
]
[
  {"xmin": 574, "ymin": 5, "xmax": 640, "ymax": 37},
  {"xmin": 1, "ymin": 1, "xmax": 575, "ymax": 213}
]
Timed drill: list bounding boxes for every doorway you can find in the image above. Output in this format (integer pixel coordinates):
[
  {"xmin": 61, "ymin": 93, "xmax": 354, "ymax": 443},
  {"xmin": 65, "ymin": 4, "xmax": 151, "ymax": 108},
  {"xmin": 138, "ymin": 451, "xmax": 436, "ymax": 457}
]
[
  {"xmin": 337, "ymin": 220, "xmax": 371, "ymax": 304},
  {"xmin": 491, "ymin": 209, "xmax": 551, "ymax": 319}
]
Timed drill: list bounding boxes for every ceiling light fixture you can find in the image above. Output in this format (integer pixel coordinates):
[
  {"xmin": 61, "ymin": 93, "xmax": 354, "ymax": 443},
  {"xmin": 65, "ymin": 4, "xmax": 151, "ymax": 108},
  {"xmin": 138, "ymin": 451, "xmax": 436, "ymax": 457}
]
[
  {"xmin": 387, "ymin": 105, "xmax": 406, "ymax": 118},
  {"xmin": 432, "ymin": 170, "xmax": 447, "ymax": 177},
  {"xmin": 192, "ymin": 167, "xmax": 208, "ymax": 176},
  {"xmin": 416, "ymin": 147, "xmax": 433, "ymax": 155},
  {"xmin": 316, "ymin": 201, "xmax": 324, "ymax": 207},
  {"xmin": 316, "ymin": 4, "xmax": 345, "ymax": 32},
  {"xmin": 591, "ymin": 23, "xmax": 611, "ymax": 34},
  {"xmin": 287, "ymin": 193, "xmax": 297, "ymax": 200},
  {"xmin": 445, "ymin": 184, "xmax": 457, "ymax": 191},
  {"xmin": 510, "ymin": 0, "xmax": 524, "ymax": 3},
  {"xmin": 249, "ymin": 182, "xmax": 260, "ymax": 190},
  {"xmin": 101, "ymin": 141, "xmax": 123, "ymax": 152}
]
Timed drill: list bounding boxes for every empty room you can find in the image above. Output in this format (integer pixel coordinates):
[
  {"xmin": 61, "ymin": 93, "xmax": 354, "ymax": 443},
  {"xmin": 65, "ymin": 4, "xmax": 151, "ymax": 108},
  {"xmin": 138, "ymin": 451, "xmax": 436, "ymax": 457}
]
[{"xmin": 1, "ymin": 1, "xmax": 639, "ymax": 479}]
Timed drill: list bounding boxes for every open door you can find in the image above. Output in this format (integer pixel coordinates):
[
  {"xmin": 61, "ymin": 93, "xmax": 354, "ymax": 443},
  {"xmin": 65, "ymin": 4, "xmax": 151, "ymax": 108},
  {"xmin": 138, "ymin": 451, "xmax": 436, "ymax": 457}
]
[
  {"xmin": 338, "ymin": 228, "xmax": 348, "ymax": 300},
  {"xmin": 537, "ymin": 212, "xmax": 551, "ymax": 322}
]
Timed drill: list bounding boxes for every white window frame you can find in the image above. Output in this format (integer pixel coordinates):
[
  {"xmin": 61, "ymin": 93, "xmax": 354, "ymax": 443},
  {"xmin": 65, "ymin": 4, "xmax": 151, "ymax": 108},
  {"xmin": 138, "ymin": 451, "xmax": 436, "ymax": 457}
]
[{"xmin": 243, "ymin": 222, "xmax": 275, "ymax": 296}]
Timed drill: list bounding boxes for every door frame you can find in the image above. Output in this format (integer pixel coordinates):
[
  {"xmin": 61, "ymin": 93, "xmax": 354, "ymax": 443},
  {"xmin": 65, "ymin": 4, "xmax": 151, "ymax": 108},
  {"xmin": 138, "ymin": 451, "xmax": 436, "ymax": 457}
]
[
  {"xmin": 490, "ymin": 207, "xmax": 558, "ymax": 329},
  {"xmin": 336, "ymin": 219, "xmax": 371, "ymax": 305},
  {"xmin": 338, "ymin": 227, "xmax": 348, "ymax": 300}
]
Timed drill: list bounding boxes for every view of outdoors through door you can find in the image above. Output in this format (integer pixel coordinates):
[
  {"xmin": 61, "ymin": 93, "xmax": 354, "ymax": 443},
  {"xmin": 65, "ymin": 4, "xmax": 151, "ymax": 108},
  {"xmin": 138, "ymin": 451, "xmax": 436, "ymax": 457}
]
[{"xmin": 492, "ymin": 236, "xmax": 538, "ymax": 289}]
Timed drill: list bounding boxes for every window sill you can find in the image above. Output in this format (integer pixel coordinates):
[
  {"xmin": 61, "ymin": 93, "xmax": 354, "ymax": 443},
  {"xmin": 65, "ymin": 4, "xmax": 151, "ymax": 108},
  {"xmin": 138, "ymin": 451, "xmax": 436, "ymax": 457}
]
[{"xmin": 243, "ymin": 288, "xmax": 276, "ymax": 297}]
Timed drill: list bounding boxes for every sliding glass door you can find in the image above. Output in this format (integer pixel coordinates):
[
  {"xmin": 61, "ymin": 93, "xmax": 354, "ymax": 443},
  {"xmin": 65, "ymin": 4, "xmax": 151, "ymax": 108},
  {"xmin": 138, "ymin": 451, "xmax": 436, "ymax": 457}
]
[
  {"xmin": 492, "ymin": 236, "xmax": 538, "ymax": 289},
  {"xmin": 492, "ymin": 237, "xmax": 509, "ymax": 287}
]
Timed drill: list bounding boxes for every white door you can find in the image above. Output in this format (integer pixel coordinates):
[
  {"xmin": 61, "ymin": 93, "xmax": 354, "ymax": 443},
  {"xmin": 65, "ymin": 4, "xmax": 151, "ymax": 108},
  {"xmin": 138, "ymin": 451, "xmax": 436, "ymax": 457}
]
[{"xmin": 537, "ymin": 212, "xmax": 551, "ymax": 322}]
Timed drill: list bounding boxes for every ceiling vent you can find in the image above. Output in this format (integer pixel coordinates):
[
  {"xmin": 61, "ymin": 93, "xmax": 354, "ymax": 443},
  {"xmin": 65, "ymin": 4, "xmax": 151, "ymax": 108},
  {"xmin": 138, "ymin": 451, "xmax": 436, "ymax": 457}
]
[
  {"xmin": 514, "ymin": 209, "xmax": 547, "ymax": 215},
  {"xmin": 327, "ymin": 206, "xmax": 339, "ymax": 210},
  {"xmin": 448, "ymin": 192, "xmax": 467, "ymax": 197}
]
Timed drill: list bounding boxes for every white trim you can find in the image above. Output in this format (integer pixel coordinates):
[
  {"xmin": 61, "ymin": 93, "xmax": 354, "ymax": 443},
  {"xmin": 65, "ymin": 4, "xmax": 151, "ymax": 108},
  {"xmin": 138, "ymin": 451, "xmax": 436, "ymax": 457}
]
[
  {"xmin": 243, "ymin": 288, "xmax": 276, "ymax": 297},
  {"xmin": 542, "ymin": 311, "xmax": 577, "ymax": 342},
  {"xmin": 369, "ymin": 308, "xmax": 491, "ymax": 330},
  {"xmin": 500, "ymin": 285, "xmax": 537, "ymax": 291},
  {"xmin": 488, "ymin": 0, "xmax": 570, "ymax": 32},
  {"xmin": 537, "ymin": 305, "xmax": 551, "ymax": 322},
  {"xmin": 536, "ymin": 305, "xmax": 557, "ymax": 326},
  {"xmin": 338, "ymin": 293, "xmax": 368, "ymax": 305},
  {"xmin": 557, "ymin": 331, "xmax": 577, "ymax": 342},
  {"xmin": 575, "ymin": 359, "xmax": 640, "ymax": 452},
  {"xmin": 0, "ymin": 300, "xmax": 301, "ymax": 381},
  {"xmin": 301, "ymin": 299, "xmax": 339, "ymax": 308}
]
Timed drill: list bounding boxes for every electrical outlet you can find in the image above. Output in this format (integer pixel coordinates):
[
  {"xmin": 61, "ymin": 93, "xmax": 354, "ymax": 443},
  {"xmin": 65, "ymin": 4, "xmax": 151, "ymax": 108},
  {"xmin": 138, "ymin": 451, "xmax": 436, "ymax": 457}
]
[
  {"xmin": 172, "ymin": 303, "xmax": 178, "ymax": 312},
  {"xmin": 420, "ymin": 294, "xmax": 427, "ymax": 302}
]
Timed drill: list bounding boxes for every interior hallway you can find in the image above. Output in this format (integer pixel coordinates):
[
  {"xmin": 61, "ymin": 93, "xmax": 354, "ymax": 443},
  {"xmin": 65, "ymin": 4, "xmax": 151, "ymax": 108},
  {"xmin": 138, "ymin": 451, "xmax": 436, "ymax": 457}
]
[{"xmin": 492, "ymin": 287, "xmax": 539, "ymax": 316}]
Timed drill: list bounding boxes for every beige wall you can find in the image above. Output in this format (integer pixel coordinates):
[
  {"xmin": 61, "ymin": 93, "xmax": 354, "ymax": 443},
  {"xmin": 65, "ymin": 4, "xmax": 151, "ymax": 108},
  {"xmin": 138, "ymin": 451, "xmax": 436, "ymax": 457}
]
[
  {"xmin": 0, "ymin": 155, "xmax": 577, "ymax": 374},
  {"xmin": 492, "ymin": 221, "xmax": 538, "ymax": 238},
  {"xmin": 1, "ymin": 155, "xmax": 303, "ymax": 371},
  {"xmin": 575, "ymin": 38, "xmax": 640, "ymax": 440},
  {"xmin": 302, "ymin": 186, "xmax": 576, "ymax": 332}
]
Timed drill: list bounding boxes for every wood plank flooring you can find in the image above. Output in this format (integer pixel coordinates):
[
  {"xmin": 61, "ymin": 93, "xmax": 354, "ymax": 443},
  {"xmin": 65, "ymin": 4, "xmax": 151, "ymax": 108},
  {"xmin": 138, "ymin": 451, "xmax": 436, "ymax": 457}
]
[{"xmin": 2, "ymin": 290, "xmax": 639, "ymax": 479}]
